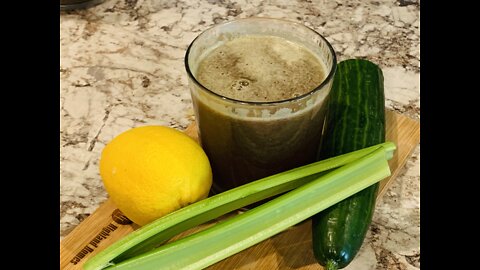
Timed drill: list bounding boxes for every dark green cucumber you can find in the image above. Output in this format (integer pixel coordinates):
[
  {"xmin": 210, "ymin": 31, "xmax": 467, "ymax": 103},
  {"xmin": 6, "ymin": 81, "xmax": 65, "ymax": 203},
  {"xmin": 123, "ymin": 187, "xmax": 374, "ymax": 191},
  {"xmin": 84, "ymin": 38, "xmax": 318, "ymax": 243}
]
[{"xmin": 311, "ymin": 59, "xmax": 385, "ymax": 270}]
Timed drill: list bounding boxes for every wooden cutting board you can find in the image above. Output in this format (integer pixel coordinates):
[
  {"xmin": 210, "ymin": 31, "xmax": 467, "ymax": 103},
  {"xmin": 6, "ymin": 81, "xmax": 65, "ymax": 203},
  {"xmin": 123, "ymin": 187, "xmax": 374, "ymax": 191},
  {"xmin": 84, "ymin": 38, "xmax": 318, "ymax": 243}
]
[{"xmin": 60, "ymin": 110, "xmax": 420, "ymax": 270}]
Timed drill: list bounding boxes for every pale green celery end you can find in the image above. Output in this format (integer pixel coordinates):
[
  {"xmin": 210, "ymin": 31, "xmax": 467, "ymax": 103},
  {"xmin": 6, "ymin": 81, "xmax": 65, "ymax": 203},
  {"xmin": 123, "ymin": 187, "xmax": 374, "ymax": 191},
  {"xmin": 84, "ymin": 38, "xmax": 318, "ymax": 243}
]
[
  {"xmin": 381, "ymin": 141, "xmax": 396, "ymax": 160},
  {"xmin": 104, "ymin": 147, "xmax": 392, "ymax": 270},
  {"xmin": 84, "ymin": 142, "xmax": 396, "ymax": 270}
]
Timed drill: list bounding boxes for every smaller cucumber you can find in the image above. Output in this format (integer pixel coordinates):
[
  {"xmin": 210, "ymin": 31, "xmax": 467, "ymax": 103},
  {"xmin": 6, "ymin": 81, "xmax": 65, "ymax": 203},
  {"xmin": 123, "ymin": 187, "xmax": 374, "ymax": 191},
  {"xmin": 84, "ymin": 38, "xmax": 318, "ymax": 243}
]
[{"xmin": 311, "ymin": 59, "xmax": 386, "ymax": 269}]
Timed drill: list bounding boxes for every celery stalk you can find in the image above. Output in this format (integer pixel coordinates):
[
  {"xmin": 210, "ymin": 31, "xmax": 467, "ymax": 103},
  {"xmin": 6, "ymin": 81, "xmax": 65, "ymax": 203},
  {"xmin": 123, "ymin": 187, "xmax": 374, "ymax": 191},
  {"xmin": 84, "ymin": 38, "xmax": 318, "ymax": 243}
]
[
  {"xmin": 84, "ymin": 142, "xmax": 395, "ymax": 270},
  {"xmin": 100, "ymin": 145, "xmax": 392, "ymax": 270}
]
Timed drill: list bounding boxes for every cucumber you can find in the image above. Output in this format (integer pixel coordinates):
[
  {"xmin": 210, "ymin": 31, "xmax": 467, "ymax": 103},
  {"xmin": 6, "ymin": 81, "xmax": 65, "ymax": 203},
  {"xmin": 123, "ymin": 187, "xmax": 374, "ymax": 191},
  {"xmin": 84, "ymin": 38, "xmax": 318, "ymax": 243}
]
[{"xmin": 311, "ymin": 59, "xmax": 385, "ymax": 270}]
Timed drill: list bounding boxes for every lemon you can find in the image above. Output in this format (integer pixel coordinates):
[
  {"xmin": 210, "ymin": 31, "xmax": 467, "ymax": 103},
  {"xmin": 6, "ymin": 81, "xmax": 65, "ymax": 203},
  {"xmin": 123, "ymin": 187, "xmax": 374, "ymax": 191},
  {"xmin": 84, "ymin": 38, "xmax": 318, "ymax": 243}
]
[{"xmin": 99, "ymin": 126, "xmax": 212, "ymax": 226}]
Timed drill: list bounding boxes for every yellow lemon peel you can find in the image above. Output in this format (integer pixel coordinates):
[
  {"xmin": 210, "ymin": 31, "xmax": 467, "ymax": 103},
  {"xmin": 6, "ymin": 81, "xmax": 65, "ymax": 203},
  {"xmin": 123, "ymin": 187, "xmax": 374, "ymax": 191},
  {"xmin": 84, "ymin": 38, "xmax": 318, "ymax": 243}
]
[{"xmin": 99, "ymin": 126, "xmax": 212, "ymax": 226}]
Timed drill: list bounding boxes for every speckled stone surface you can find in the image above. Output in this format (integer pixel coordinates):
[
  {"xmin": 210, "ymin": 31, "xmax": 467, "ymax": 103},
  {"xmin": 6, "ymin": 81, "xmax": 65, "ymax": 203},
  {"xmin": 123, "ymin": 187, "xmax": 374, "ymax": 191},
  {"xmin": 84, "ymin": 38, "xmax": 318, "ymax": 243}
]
[{"xmin": 60, "ymin": 0, "xmax": 420, "ymax": 268}]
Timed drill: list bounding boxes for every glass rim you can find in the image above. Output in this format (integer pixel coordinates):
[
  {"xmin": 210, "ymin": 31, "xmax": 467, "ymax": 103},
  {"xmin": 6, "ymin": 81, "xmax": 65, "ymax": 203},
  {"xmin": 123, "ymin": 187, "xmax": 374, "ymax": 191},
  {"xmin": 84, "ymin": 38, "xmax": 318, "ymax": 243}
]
[{"xmin": 184, "ymin": 17, "xmax": 337, "ymax": 106}]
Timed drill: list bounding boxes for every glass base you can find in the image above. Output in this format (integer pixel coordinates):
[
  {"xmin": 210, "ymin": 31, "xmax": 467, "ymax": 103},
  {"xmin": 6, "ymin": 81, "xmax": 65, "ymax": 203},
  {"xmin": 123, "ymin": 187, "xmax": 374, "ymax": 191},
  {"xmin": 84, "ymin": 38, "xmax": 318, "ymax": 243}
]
[{"xmin": 60, "ymin": 0, "xmax": 104, "ymax": 11}]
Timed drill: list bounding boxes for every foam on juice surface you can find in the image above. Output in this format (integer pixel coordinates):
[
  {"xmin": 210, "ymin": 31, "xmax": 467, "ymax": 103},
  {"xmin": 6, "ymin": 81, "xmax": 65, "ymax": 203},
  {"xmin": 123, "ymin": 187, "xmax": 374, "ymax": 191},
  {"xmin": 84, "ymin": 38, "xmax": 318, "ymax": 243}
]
[{"xmin": 196, "ymin": 35, "xmax": 326, "ymax": 102}]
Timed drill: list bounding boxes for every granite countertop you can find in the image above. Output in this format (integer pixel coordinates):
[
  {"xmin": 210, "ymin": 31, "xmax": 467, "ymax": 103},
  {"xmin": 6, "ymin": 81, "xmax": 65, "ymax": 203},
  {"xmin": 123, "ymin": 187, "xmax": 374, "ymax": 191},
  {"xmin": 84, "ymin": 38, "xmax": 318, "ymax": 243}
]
[{"xmin": 60, "ymin": 0, "xmax": 420, "ymax": 269}]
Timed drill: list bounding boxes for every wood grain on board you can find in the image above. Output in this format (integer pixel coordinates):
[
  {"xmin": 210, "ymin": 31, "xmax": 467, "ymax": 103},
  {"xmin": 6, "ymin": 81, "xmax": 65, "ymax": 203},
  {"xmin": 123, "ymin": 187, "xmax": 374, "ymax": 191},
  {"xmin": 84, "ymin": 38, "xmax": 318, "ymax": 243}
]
[{"xmin": 60, "ymin": 109, "xmax": 420, "ymax": 270}]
